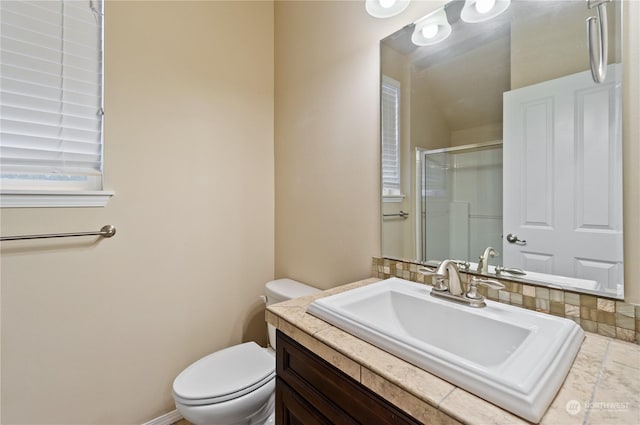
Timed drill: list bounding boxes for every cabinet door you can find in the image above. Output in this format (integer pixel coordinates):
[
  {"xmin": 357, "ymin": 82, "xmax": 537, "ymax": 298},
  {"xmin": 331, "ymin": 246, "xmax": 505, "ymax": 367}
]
[
  {"xmin": 276, "ymin": 378, "xmax": 337, "ymax": 425},
  {"xmin": 276, "ymin": 330, "xmax": 423, "ymax": 425}
]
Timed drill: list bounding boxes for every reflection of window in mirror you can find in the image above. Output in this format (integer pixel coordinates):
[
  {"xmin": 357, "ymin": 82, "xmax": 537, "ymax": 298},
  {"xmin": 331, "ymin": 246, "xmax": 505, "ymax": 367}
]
[
  {"xmin": 381, "ymin": 75, "xmax": 401, "ymax": 197},
  {"xmin": 381, "ymin": 76, "xmax": 402, "ymax": 200}
]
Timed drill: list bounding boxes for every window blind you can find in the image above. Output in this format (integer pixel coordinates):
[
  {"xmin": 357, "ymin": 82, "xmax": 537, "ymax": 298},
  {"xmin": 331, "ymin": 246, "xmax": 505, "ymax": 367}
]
[
  {"xmin": 0, "ymin": 0, "xmax": 104, "ymax": 189},
  {"xmin": 381, "ymin": 76, "xmax": 400, "ymax": 195}
]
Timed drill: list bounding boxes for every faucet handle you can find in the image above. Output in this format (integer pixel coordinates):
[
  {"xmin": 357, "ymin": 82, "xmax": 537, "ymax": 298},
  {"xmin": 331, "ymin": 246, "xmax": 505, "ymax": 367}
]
[
  {"xmin": 419, "ymin": 266, "xmax": 448, "ymax": 292},
  {"xmin": 466, "ymin": 277, "xmax": 505, "ymax": 300},
  {"xmin": 431, "ymin": 277, "xmax": 448, "ymax": 292},
  {"xmin": 418, "ymin": 266, "xmax": 436, "ymax": 274},
  {"xmin": 452, "ymin": 260, "xmax": 470, "ymax": 271},
  {"xmin": 495, "ymin": 266, "xmax": 526, "ymax": 276}
]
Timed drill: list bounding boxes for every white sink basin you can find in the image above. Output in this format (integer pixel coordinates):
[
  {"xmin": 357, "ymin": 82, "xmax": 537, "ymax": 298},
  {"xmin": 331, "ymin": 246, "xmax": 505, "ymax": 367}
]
[{"xmin": 307, "ymin": 278, "xmax": 584, "ymax": 423}]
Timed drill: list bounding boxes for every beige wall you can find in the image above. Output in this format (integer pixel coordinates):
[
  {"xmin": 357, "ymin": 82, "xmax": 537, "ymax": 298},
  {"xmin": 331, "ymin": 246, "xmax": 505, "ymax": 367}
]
[
  {"xmin": 0, "ymin": 2, "xmax": 274, "ymax": 424},
  {"xmin": 274, "ymin": 0, "xmax": 447, "ymax": 289},
  {"xmin": 511, "ymin": 0, "xmax": 622, "ymax": 90},
  {"xmin": 450, "ymin": 123, "xmax": 502, "ymax": 146}
]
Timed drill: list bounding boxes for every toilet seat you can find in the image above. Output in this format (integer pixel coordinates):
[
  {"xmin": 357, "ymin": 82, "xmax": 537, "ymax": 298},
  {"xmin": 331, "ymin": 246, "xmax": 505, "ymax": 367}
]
[{"xmin": 173, "ymin": 342, "xmax": 275, "ymax": 406}]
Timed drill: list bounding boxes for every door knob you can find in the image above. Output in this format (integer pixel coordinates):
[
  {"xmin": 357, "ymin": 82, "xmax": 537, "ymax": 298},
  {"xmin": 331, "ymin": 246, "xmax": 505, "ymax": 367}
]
[{"xmin": 506, "ymin": 233, "xmax": 526, "ymax": 244}]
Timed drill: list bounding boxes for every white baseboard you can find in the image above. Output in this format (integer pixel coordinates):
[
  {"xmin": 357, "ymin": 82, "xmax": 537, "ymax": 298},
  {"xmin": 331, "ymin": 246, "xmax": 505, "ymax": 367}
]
[{"xmin": 141, "ymin": 409, "xmax": 183, "ymax": 425}]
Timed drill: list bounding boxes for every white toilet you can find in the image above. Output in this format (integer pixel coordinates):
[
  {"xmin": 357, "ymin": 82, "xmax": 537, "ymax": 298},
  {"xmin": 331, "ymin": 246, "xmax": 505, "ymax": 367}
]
[{"xmin": 172, "ymin": 279, "xmax": 319, "ymax": 425}]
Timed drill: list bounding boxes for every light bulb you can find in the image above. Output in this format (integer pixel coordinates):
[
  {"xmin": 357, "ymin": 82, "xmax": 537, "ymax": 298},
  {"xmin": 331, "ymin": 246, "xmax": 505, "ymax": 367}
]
[
  {"xmin": 475, "ymin": 0, "xmax": 496, "ymax": 14},
  {"xmin": 379, "ymin": 0, "xmax": 397, "ymax": 9},
  {"xmin": 421, "ymin": 23, "xmax": 439, "ymax": 39}
]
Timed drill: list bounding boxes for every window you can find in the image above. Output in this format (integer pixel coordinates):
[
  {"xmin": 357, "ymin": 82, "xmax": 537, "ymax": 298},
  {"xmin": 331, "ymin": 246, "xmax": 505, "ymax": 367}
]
[
  {"xmin": 381, "ymin": 75, "xmax": 401, "ymax": 201},
  {"xmin": 0, "ymin": 0, "xmax": 112, "ymax": 207}
]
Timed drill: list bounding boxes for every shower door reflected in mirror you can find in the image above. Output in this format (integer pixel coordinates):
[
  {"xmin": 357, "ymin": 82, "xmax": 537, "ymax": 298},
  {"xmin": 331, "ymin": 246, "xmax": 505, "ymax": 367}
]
[
  {"xmin": 380, "ymin": 0, "xmax": 624, "ymax": 298},
  {"xmin": 418, "ymin": 143, "xmax": 502, "ymax": 266}
]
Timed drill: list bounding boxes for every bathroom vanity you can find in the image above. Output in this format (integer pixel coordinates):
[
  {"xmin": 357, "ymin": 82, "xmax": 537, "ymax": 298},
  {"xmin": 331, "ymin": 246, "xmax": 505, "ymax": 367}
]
[{"xmin": 267, "ymin": 278, "xmax": 639, "ymax": 425}]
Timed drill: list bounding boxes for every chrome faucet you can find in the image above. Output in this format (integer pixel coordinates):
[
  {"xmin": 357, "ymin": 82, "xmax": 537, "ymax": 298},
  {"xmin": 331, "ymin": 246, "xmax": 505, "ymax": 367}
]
[
  {"xmin": 477, "ymin": 247, "xmax": 498, "ymax": 274},
  {"xmin": 434, "ymin": 259, "xmax": 464, "ymax": 296},
  {"xmin": 429, "ymin": 259, "xmax": 505, "ymax": 308}
]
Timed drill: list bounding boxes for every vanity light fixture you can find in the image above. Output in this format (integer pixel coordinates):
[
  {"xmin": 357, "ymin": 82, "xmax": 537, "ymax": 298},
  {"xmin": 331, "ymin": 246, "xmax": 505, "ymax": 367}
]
[
  {"xmin": 460, "ymin": 0, "xmax": 510, "ymax": 23},
  {"xmin": 411, "ymin": 8, "xmax": 451, "ymax": 46},
  {"xmin": 365, "ymin": 0, "xmax": 411, "ymax": 18}
]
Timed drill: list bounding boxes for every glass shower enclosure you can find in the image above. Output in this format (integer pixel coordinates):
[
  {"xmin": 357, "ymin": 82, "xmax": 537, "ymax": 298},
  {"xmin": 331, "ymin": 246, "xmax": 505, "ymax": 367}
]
[{"xmin": 417, "ymin": 142, "xmax": 503, "ymax": 265}]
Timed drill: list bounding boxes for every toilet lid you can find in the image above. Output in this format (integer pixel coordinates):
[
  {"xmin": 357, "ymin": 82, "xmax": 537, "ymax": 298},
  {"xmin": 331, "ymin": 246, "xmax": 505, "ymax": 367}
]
[{"xmin": 173, "ymin": 342, "xmax": 275, "ymax": 406}]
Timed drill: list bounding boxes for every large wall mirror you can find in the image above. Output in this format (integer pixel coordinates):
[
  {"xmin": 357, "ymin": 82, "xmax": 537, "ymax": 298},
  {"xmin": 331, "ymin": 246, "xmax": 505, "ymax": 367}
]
[{"xmin": 380, "ymin": 0, "xmax": 624, "ymax": 298}]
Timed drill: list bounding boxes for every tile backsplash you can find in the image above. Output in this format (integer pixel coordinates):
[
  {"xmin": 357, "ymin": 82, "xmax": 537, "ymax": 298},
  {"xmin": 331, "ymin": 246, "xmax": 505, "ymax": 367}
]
[{"xmin": 371, "ymin": 257, "xmax": 639, "ymax": 345}]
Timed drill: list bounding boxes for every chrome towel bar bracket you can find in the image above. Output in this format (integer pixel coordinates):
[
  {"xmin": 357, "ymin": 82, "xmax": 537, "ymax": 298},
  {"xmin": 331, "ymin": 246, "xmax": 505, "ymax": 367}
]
[{"xmin": 0, "ymin": 225, "xmax": 116, "ymax": 241}]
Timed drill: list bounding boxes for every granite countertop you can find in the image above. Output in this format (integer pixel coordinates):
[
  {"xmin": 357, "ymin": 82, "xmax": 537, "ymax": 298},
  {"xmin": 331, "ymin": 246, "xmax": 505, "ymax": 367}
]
[{"xmin": 266, "ymin": 278, "xmax": 640, "ymax": 425}]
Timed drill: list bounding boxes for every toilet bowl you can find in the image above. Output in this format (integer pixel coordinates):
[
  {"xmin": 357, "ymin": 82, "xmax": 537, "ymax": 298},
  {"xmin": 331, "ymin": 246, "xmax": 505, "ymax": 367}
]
[{"xmin": 172, "ymin": 279, "xmax": 319, "ymax": 425}]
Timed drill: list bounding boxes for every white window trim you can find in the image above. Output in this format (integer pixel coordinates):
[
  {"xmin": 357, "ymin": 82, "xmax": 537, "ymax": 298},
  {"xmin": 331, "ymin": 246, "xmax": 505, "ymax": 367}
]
[{"xmin": 0, "ymin": 190, "xmax": 114, "ymax": 208}]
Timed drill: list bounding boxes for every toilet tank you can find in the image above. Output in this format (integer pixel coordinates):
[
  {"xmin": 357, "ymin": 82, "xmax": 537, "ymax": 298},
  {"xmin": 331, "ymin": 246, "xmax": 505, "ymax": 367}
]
[{"xmin": 265, "ymin": 278, "xmax": 319, "ymax": 349}]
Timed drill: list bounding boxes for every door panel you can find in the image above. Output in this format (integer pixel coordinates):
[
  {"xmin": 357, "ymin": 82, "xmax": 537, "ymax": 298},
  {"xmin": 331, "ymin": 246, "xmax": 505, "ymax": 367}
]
[{"xmin": 503, "ymin": 65, "xmax": 622, "ymax": 295}]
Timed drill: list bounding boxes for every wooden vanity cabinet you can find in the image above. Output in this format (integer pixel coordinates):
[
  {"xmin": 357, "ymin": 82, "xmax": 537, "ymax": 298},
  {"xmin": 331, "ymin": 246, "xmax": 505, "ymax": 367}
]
[{"xmin": 275, "ymin": 330, "xmax": 423, "ymax": 425}]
